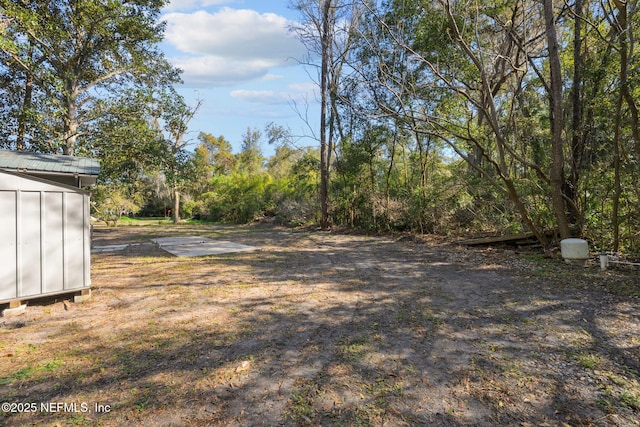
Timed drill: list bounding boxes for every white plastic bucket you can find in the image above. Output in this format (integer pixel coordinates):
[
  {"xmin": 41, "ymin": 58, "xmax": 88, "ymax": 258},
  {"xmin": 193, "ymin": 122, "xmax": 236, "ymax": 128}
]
[{"xmin": 560, "ymin": 238, "xmax": 589, "ymax": 264}]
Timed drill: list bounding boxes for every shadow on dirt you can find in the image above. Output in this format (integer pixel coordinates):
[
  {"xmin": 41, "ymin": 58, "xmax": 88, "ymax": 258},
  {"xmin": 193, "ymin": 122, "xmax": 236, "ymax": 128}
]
[{"xmin": 2, "ymin": 225, "xmax": 638, "ymax": 426}]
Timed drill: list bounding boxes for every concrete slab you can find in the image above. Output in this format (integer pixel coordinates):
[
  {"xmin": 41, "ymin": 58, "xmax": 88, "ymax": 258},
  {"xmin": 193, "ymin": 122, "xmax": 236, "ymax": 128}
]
[
  {"xmin": 91, "ymin": 244, "xmax": 129, "ymax": 253},
  {"xmin": 151, "ymin": 236, "xmax": 259, "ymax": 257},
  {"xmin": 151, "ymin": 236, "xmax": 211, "ymax": 246},
  {"xmin": 91, "ymin": 243, "xmax": 145, "ymax": 253}
]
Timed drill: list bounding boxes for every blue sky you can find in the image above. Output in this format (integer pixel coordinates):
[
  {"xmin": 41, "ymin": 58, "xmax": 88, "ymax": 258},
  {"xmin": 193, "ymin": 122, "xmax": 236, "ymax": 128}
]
[{"xmin": 161, "ymin": 0, "xmax": 320, "ymax": 156}]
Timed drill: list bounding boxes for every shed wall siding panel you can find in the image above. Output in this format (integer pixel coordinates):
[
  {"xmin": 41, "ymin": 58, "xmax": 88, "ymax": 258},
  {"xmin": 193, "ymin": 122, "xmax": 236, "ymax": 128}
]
[
  {"xmin": 0, "ymin": 191, "xmax": 17, "ymax": 300},
  {"xmin": 64, "ymin": 192, "xmax": 86, "ymax": 290},
  {"xmin": 43, "ymin": 192, "xmax": 64, "ymax": 293},
  {"xmin": 19, "ymin": 191, "xmax": 43, "ymax": 297}
]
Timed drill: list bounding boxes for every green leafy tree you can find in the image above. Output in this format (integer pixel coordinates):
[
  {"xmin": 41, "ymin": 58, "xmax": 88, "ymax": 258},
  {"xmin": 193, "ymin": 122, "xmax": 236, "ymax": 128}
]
[
  {"xmin": 151, "ymin": 90, "xmax": 202, "ymax": 223},
  {"xmin": 91, "ymin": 184, "xmax": 144, "ymax": 227},
  {"xmin": 197, "ymin": 132, "xmax": 236, "ymax": 175},
  {"xmin": 88, "ymin": 87, "xmax": 167, "ymax": 185},
  {"xmin": 0, "ymin": 0, "xmax": 179, "ymax": 155},
  {"xmin": 190, "ymin": 142, "xmax": 215, "ymax": 196},
  {"xmin": 237, "ymin": 127, "xmax": 264, "ymax": 175},
  {"xmin": 291, "ymin": 0, "xmax": 367, "ymax": 229}
]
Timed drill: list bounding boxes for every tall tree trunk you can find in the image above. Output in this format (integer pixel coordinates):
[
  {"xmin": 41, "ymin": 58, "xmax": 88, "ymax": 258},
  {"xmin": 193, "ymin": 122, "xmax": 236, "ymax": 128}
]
[
  {"xmin": 613, "ymin": 0, "xmax": 640, "ymax": 225},
  {"xmin": 613, "ymin": 0, "xmax": 640, "ymax": 162},
  {"xmin": 16, "ymin": 41, "xmax": 34, "ymax": 151},
  {"xmin": 173, "ymin": 189, "xmax": 180, "ymax": 224},
  {"xmin": 319, "ymin": 0, "xmax": 332, "ymax": 229},
  {"xmin": 613, "ymin": 87, "xmax": 623, "ymax": 252},
  {"xmin": 63, "ymin": 84, "xmax": 79, "ymax": 155},
  {"xmin": 64, "ymin": 115, "xmax": 78, "ymax": 155},
  {"xmin": 17, "ymin": 74, "xmax": 33, "ymax": 151},
  {"xmin": 566, "ymin": 0, "xmax": 584, "ymax": 230},
  {"xmin": 612, "ymin": 0, "xmax": 632, "ymax": 251},
  {"xmin": 543, "ymin": 0, "xmax": 571, "ymax": 239}
]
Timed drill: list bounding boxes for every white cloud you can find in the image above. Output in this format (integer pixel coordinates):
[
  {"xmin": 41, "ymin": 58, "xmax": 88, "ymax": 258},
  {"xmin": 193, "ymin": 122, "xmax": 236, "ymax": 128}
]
[
  {"xmin": 173, "ymin": 56, "xmax": 272, "ymax": 87},
  {"xmin": 230, "ymin": 90, "xmax": 292, "ymax": 105},
  {"xmin": 165, "ymin": 8, "xmax": 302, "ymax": 60},
  {"xmin": 288, "ymin": 82, "xmax": 317, "ymax": 92},
  {"xmin": 163, "ymin": 8, "xmax": 306, "ymax": 86},
  {"xmin": 163, "ymin": 0, "xmax": 233, "ymax": 12},
  {"xmin": 262, "ymin": 74, "xmax": 284, "ymax": 81}
]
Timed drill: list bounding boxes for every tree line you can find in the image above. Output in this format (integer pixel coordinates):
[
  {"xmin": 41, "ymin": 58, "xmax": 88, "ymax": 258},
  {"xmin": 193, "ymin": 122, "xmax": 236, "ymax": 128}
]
[
  {"xmin": 2, "ymin": 0, "xmax": 640, "ymax": 254},
  {"xmin": 297, "ymin": 0, "xmax": 640, "ymax": 254}
]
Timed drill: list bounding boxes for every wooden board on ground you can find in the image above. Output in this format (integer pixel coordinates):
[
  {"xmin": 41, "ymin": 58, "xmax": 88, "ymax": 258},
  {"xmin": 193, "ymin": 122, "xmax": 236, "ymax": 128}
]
[{"xmin": 458, "ymin": 232, "xmax": 540, "ymax": 247}]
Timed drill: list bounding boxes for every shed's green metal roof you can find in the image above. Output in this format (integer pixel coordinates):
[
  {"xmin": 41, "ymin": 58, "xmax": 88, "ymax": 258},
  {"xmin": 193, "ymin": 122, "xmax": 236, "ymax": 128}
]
[{"xmin": 0, "ymin": 150, "xmax": 100, "ymax": 176}]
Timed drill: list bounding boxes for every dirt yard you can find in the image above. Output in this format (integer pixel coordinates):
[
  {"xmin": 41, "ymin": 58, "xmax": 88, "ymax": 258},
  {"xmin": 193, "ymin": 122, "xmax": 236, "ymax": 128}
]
[{"xmin": 1, "ymin": 224, "xmax": 639, "ymax": 426}]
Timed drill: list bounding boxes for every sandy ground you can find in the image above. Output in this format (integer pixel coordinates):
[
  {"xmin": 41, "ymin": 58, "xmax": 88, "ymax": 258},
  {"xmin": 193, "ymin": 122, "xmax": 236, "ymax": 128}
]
[{"xmin": 1, "ymin": 224, "xmax": 639, "ymax": 426}]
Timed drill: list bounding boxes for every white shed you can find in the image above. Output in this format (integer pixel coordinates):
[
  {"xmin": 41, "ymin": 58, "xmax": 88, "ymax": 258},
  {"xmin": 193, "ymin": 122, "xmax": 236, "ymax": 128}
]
[{"xmin": 0, "ymin": 150, "xmax": 100, "ymax": 310}]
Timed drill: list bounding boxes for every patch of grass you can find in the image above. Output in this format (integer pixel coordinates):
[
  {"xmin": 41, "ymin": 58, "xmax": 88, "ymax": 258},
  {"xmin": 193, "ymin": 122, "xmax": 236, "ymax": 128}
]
[
  {"xmin": 65, "ymin": 413, "xmax": 89, "ymax": 425},
  {"xmin": 8, "ymin": 366, "xmax": 36, "ymax": 381},
  {"xmin": 600, "ymin": 384, "xmax": 640, "ymax": 412},
  {"xmin": 604, "ymin": 373, "xmax": 640, "ymax": 410},
  {"xmin": 619, "ymin": 389, "xmax": 640, "ymax": 410},
  {"xmin": 420, "ymin": 308, "xmax": 445, "ymax": 327},
  {"xmin": 577, "ymin": 353, "xmax": 603, "ymax": 370},
  {"xmin": 596, "ymin": 397, "xmax": 615, "ymax": 413},
  {"xmin": 533, "ymin": 266, "xmax": 557, "ymax": 278},
  {"xmin": 337, "ymin": 336, "xmax": 370, "ymax": 363},
  {"xmin": 288, "ymin": 391, "xmax": 315, "ymax": 422},
  {"xmin": 113, "ymin": 216, "xmax": 173, "ymax": 227},
  {"xmin": 597, "ymin": 373, "xmax": 640, "ymax": 413},
  {"xmin": 499, "ymin": 361, "xmax": 529, "ymax": 382},
  {"xmin": 521, "ymin": 253, "xmax": 547, "ymax": 264},
  {"xmin": 0, "ymin": 358, "xmax": 63, "ymax": 385},
  {"xmin": 41, "ymin": 359, "xmax": 62, "ymax": 372},
  {"xmin": 340, "ymin": 376, "xmax": 405, "ymax": 426},
  {"xmin": 14, "ymin": 343, "xmax": 38, "ymax": 355},
  {"xmin": 523, "ymin": 258, "xmax": 640, "ymax": 298},
  {"xmin": 286, "ymin": 378, "xmax": 322, "ymax": 424},
  {"xmin": 365, "ymin": 376, "xmax": 404, "ymax": 399},
  {"xmin": 601, "ymin": 278, "xmax": 640, "ymax": 298},
  {"xmin": 231, "ymin": 281, "xmax": 255, "ymax": 289}
]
